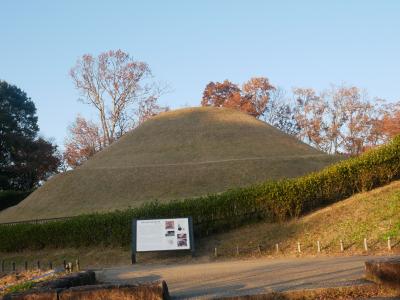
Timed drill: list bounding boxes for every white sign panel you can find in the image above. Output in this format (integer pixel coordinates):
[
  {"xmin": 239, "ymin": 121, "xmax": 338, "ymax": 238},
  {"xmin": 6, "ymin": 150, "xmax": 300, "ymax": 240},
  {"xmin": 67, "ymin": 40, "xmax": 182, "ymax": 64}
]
[{"xmin": 136, "ymin": 218, "xmax": 191, "ymax": 251}]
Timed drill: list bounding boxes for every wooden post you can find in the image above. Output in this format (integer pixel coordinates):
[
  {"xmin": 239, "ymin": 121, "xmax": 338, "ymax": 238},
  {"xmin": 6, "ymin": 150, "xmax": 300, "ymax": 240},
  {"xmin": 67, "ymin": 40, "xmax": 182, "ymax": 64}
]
[
  {"xmin": 364, "ymin": 238, "xmax": 368, "ymax": 251},
  {"xmin": 49, "ymin": 261, "xmax": 53, "ymax": 270},
  {"xmin": 388, "ymin": 236, "xmax": 392, "ymax": 251},
  {"xmin": 340, "ymin": 240, "xmax": 344, "ymax": 252},
  {"xmin": 297, "ymin": 242, "xmax": 301, "ymax": 253},
  {"xmin": 25, "ymin": 261, "xmax": 28, "ymax": 271},
  {"xmin": 12, "ymin": 262, "xmax": 15, "ymax": 272},
  {"xmin": 75, "ymin": 259, "xmax": 80, "ymax": 272},
  {"xmin": 214, "ymin": 247, "xmax": 218, "ymax": 257},
  {"xmin": 275, "ymin": 243, "xmax": 279, "ymax": 254},
  {"xmin": 317, "ymin": 241, "xmax": 321, "ymax": 253},
  {"xmin": 236, "ymin": 245, "xmax": 239, "ymax": 256},
  {"xmin": 37, "ymin": 260, "xmax": 40, "ymax": 270}
]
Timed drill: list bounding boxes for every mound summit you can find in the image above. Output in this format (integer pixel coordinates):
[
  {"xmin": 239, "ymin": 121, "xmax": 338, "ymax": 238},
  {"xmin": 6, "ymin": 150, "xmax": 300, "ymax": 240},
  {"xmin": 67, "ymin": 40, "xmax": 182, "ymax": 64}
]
[{"xmin": 0, "ymin": 107, "xmax": 339, "ymax": 222}]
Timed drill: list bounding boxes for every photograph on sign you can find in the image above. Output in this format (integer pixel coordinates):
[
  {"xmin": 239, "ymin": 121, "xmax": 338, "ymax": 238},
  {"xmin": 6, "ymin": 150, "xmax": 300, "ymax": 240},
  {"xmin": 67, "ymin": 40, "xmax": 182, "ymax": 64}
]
[{"xmin": 136, "ymin": 218, "xmax": 191, "ymax": 252}]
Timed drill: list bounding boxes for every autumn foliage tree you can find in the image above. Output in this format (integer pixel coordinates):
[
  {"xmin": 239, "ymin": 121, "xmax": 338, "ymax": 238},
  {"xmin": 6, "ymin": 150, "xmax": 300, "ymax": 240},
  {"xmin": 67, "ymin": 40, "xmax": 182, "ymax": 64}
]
[
  {"xmin": 201, "ymin": 78, "xmax": 400, "ymax": 155},
  {"xmin": 201, "ymin": 77, "xmax": 275, "ymax": 118},
  {"xmin": 293, "ymin": 85, "xmax": 385, "ymax": 155},
  {"xmin": 242, "ymin": 77, "xmax": 275, "ymax": 117},
  {"xmin": 67, "ymin": 50, "xmax": 168, "ymax": 168},
  {"xmin": 70, "ymin": 49, "xmax": 166, "ymax": 145},
  {"xmin": 201, "ymin": 80, "xmax": 241, "ymax": 108},
  {"xmin": 373, "ymin": 102, "xmax": 400, "ymax": 142},
  {"xmin": 64, "ymin": 116, "xmax": 104, "ymax": 168}
]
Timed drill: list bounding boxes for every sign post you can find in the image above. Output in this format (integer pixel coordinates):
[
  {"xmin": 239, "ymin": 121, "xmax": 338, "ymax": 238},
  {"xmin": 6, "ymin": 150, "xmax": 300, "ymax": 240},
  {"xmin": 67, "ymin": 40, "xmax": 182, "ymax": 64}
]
[{"xmin": 132, "ymin": 217, "xmax": 194, "ymax": 264}]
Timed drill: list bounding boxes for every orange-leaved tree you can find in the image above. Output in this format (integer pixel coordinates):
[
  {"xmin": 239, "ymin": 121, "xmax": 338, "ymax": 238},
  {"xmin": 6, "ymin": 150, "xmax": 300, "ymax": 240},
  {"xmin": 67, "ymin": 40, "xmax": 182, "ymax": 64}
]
[
  {"xmin": 201, "ymin": 77, "xmax": 275, "ymax": 118},
  {"xmin": 64, "ymin": 116, "xmax": 105, "ymax": 168}
]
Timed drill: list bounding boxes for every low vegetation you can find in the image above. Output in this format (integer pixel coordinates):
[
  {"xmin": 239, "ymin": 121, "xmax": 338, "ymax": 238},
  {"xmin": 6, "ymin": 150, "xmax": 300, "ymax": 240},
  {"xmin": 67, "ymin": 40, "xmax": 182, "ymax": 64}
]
[
  {"xmin": 0, "ymin": 270, "xmax": 52, "ymax": 296},
  {"xmin": 199, "ymin": 180, "xmax": 400, "ymax": 257},
  {"xmin": 1, "ymin": 135, "xmax": 400, "ymax": 252},
  {"xmin": 0, "ymin": 181, "xmax": 398, "ymax": 275},
  {"xmin": 4, "ymin": 179, "xmax": 400, "ymax": 266}
]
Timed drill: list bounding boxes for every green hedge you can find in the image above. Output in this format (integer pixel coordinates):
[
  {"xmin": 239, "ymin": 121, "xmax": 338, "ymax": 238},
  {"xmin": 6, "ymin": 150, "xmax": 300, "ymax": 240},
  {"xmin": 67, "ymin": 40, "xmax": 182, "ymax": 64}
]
[
  {"xmin": 0, "ymin": 190, "xmax": 31, "ymax": 211},
  {"xmin": 1, "ymin": 136, "xmax": 400, "ymax": 252}
]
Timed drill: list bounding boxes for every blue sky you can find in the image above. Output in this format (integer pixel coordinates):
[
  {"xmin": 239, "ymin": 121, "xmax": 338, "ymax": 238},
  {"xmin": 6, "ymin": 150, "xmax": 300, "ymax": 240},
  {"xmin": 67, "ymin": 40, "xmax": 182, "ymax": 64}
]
[{"xmin": 1, "ymin": 1, "xmax": 399, "ymax": 147}]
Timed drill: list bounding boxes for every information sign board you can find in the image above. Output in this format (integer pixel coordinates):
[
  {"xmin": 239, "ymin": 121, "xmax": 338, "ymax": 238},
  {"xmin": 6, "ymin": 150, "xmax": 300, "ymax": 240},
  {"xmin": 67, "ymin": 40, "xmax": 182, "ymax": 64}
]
[{"xmin": 131, "ymin": 217, "xmax": 194, "ymax": 263}]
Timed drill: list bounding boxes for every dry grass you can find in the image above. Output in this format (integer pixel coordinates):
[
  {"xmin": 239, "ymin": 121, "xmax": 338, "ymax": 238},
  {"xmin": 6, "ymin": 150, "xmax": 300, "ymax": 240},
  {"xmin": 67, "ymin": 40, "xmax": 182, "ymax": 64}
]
[
  {"xmin": 0, "ymin": 270, "xmax": 43, "ymax": 290},
  {"xmin": 57, "ymin": 283, "xmax": 166, "ymax": 300},
  {"xmin": 0, "ymin": 247, "xmax": 132, "ymax": 272},
  {"xmin": 0, "ymin": 270, "xmax": 61, "ymax": 296},
  {"xmin": 220, "ymin": 284, "xmax": 400, "ymax": 299},
  {"xmin": 0, "ymin": 107, "xmax": 339, "ymax": 222},
  {"xmin": 199, "ymin": 180, "xmax": 400, "ymax": 258}
]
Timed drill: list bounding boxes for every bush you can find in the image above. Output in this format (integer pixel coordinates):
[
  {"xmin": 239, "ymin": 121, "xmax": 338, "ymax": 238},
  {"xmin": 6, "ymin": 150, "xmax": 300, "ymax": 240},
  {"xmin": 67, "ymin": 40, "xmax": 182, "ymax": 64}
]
[
  {"xmin": 0, "ymin": 190, "xmax": 31, "ymax": 211},
  {"xmin": 1, "ymin": 136, "xmax": 400, "ymax": 252}
]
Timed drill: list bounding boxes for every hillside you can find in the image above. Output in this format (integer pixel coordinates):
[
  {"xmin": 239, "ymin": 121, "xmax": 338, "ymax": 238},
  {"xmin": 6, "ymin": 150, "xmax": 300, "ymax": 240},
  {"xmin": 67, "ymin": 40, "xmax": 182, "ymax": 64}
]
[
  {"xmin": 201, "ymin": 180, "xmax": 400, "ymax": 257},
  {"xmin": 0, "ymin": 107, "xmax": 339, "ymax": 222}
]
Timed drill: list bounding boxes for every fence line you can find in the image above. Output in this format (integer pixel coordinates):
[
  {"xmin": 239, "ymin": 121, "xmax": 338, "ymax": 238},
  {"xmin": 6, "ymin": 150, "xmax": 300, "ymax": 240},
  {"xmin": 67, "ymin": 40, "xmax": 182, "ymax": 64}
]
[
  {"xmin": 0, "ymin": 210, "xmax": 262, "ymax": 228},
  {"xmin": 0, "ymin": 216, "xmax": 73, "ymax": 226},
  {"xmin": 1, "ymin": 237, "xmax": 396, "ymax": 273}
]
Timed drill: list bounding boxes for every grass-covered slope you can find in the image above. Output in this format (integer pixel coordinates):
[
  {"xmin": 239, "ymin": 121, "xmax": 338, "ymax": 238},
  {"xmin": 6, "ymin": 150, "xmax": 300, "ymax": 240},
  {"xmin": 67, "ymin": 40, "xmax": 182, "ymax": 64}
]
[
  {"xmin": 204, "ymin": 180, "xmax": 400, "ymax": 256},
  {"xmin": 1, "ymin": 180, "xmax": 400, "ymax": 267},
  {"xmin": 0, "ymin": 107, "xmax": 337, "ymax": 221}
]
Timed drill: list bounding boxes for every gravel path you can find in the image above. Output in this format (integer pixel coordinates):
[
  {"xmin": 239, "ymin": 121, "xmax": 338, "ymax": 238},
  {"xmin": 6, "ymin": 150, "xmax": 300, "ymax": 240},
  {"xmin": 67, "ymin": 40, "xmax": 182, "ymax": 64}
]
[{"xmin": 97, "ymin": 255, "xmax": 382, "ymax": 299}]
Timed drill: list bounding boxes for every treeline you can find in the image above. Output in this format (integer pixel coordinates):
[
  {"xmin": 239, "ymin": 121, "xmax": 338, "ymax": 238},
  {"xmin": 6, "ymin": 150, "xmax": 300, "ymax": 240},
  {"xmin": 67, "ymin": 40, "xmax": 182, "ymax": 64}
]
[
  {"xmin": 1, "ymin": 135, "xmax": 400, "ymax": 252},
  {"xmin": 63, "ymin": 50, "xmax": 400, "ymax": 167},
  {"xmin": 201, "ymin": 79, "xmax": 400, "ymax": 155}
]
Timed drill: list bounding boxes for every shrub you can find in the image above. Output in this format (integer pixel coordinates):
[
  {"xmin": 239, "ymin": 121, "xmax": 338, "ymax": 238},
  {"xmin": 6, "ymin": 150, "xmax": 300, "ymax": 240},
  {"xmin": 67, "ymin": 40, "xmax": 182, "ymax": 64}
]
[{"xmin": 1, "ymin": 137, "xmax": 400, "ymax": 252}]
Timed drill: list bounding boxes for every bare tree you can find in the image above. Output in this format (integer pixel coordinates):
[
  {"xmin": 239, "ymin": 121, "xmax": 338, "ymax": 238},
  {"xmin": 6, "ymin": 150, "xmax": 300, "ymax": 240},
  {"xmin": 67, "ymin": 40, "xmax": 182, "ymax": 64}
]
[
  {"xmin": 262, "ymin": 87, "xmax": 299, "ymax": 135},
  {"xmin": 136, "ymin": 95, "xmax": 170, "ymax": 125},
  {"xmin": 70, "ymin": 49, "xmax": 165, "ymax": 146}
]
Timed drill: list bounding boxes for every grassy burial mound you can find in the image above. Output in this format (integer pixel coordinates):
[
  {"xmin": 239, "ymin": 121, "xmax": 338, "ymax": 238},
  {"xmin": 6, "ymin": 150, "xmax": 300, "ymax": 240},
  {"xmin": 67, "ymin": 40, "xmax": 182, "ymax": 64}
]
[
  {"xmin": 0, "ymin": 107, "xmax": 337, "ymax": 222},
  {"xmin": 1, "ymin": 135, "xmax": 400, "ymax": 251}
]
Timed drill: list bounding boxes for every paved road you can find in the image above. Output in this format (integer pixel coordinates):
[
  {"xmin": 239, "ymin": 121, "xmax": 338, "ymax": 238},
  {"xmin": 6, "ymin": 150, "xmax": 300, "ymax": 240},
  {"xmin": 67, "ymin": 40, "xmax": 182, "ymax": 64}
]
[{"xmin": 97, "ymin": 256, "xmax": 378, "ymax": 299}]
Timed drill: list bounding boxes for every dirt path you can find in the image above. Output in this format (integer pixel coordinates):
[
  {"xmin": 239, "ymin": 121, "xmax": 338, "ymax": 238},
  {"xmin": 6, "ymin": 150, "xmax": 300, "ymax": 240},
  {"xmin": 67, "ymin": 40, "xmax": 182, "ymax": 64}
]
[{"xmin": 97, "ymin": 255, "xmax": 381, "ymax": 299}]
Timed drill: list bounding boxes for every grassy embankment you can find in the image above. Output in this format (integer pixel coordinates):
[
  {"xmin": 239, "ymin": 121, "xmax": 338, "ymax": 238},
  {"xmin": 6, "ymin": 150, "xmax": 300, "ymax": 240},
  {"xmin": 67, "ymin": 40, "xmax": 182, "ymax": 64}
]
[{"xmin": 1, "ymin": 180, "xmax": 399, "ymax": 268}]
